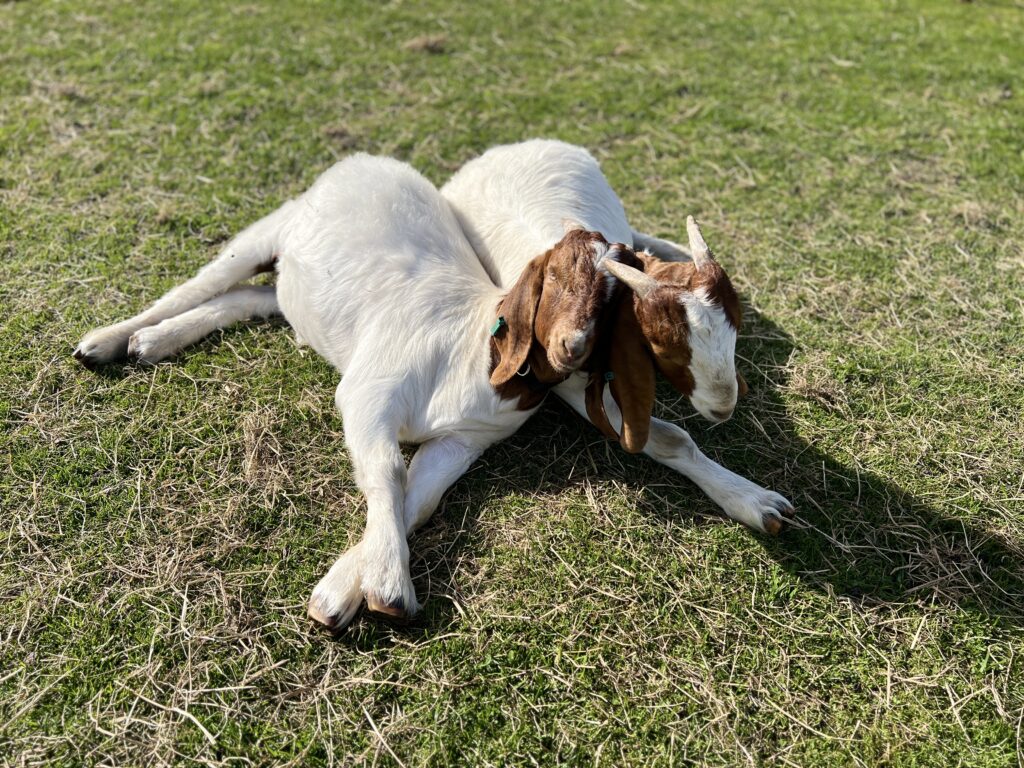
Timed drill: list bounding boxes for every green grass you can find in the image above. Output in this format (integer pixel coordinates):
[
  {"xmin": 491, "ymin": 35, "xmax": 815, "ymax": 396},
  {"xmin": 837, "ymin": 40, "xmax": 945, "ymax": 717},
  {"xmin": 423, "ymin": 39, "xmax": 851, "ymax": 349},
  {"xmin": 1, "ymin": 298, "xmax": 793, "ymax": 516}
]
[{"xmin": 2, "ymin": 0, "xmax": 1023, "ymax": 765}]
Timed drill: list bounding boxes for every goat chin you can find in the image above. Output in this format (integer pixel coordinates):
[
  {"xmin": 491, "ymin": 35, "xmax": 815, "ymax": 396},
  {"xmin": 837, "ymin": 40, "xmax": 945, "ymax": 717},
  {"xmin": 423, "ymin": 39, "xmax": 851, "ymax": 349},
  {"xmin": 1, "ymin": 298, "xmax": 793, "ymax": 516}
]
[{"xmin": 547, "ymin": 354, "xmax": 581, "ymax": 376}]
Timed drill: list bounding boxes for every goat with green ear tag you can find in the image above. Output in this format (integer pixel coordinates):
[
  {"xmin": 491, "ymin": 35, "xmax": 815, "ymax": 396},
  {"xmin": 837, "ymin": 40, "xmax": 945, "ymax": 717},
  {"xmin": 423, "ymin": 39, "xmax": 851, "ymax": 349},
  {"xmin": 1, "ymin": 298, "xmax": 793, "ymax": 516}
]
[{"xmin": 442, "ymin": 139, "xmax": 794, "ymax": 536}]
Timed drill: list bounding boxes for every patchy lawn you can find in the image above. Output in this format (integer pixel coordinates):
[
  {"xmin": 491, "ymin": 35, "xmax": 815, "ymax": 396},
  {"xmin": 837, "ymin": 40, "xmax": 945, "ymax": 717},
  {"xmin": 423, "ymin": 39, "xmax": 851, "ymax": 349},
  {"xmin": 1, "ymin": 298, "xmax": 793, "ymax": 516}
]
[{"xmin": 2, "ymin": 0, "xmax": 1022, "ymax": 765}]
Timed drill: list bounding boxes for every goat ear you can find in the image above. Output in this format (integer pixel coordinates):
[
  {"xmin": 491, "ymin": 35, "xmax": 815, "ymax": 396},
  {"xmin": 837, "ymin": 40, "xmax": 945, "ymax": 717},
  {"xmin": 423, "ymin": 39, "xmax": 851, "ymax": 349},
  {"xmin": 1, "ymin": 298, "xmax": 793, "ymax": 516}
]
[
  {"xmin": 607, "ymin": 300, "xmax": 656, "ymax": 453},
  {"xmin": 490, "ymin": 252, "xmax": 546, "ymax": 386},
  {"xmin": 585, "ymin": 374, "xmax": 619, "ymax": 440}
]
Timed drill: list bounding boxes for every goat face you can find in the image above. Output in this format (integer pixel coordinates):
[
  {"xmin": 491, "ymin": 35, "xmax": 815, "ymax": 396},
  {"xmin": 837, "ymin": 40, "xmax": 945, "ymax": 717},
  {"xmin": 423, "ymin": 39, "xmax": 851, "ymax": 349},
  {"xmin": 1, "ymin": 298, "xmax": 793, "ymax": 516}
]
[
  {"xmin": 638, "ymin": 263, "xmax": 743, "ymax": 423},
  {"xmin": 535, "ymin": 229, "xmax": 623, "ymax": 374},
  {"xmin": 605, "ymin": 218, "xmax": 745, "ymax": 425},
  {"xmin": 490, "ymin": 229, "xmax": 621, "ymax": 387}
]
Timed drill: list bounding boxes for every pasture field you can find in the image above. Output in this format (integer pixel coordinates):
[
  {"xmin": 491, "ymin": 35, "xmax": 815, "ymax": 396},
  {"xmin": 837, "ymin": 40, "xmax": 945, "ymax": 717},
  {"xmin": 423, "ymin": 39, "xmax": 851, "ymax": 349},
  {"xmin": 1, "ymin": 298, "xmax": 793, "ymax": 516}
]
[{"xmin": 2, "ymin": 1, "xmax": 1023, "ymax": 765}]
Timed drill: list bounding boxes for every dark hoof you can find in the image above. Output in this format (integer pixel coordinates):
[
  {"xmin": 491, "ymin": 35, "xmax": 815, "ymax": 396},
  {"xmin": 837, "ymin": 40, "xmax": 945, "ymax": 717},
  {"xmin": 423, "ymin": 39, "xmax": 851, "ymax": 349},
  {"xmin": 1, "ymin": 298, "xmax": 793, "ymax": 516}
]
[
  {"xmin": 308, "ymin": 603, "xmax": 343, "ymax": 634},
  {"xmin": 762, "ymin": 514, "xmax": 784, "ymax": 536},
  {"xmin": 73, "ymin": 347, "xmax": 100, "ymax": 370},
  {"xmin": 365, "ymin": 593, "xmax": 413, "ymax": 623}
]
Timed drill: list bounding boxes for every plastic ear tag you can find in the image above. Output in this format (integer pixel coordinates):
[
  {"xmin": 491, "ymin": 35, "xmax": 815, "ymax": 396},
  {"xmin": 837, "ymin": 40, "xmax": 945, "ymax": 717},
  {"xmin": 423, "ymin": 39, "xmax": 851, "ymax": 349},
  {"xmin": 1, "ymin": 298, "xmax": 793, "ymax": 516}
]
[
  {"xmin": 604, "ymin": 371, "xmax": 615, "ymax": 382},
  {"xmin": 490, "ymin": 316, "xmax": 507, "ymax": 336}
]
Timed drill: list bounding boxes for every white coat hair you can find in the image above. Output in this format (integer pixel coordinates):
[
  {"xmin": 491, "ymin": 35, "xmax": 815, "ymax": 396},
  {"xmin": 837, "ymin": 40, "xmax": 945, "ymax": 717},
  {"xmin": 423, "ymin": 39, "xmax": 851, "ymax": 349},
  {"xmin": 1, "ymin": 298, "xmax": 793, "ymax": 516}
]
[{"xmin": 74, "ymin": 153, "xmax": 628, "ymax": 630}]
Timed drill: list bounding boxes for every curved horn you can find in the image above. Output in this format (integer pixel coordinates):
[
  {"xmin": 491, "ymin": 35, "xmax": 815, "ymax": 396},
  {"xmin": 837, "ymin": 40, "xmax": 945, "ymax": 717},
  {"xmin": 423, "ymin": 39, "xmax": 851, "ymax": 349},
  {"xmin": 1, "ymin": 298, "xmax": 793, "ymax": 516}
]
[
  {"xmin": 686, "ymin": 215, "xmax": 715, "ymax": 270},
  {"xmin": 602, "ymin": 257, "xmax": 659, "ymax": 299}
]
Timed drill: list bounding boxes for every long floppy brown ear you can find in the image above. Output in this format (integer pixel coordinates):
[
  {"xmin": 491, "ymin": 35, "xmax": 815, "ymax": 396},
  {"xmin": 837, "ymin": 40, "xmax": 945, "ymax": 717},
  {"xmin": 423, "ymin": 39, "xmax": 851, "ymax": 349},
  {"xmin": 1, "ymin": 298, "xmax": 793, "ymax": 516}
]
[
  {"xmin": 607, "ymin": 299, "xmax": 656, "ymax": 453},
  {"xmin": 585, "ymin": 373, "xmax": 618, "ymax": 439},
  {"xmin": 490, "ymin": 252, "xmax": 547, "ymax": 386}
]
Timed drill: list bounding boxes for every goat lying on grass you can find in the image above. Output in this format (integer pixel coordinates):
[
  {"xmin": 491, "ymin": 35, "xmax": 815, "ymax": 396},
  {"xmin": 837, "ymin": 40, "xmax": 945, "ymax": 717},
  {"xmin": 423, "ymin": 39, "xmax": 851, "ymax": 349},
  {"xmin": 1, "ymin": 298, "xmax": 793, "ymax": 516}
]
[
  {"xmin": 441, "ymin": 139, "xmax": 794, "ymax": 534},
  {"xmin": 75, "ymin": 154, "xmax": 632, "ymax": 629}
]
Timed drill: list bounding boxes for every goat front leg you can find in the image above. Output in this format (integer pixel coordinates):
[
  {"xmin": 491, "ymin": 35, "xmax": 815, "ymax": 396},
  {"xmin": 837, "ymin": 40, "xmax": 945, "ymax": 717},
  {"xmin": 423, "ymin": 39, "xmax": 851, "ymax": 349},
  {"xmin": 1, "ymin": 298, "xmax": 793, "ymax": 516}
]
[
  {"xmin": 307, "ymin": 436, "xmax": 482, "ymax": 631},
  {"xmin": 402, "ymin": 436, "xmax": 483, "ymax": 535},
  {"xmin": 642, "ymin": 418, "xmax": 794, "ymax": 534},
  {"xmin": 630, "ymin": 230, "xmax": 692, "ymax": 262},
  {"xmin": 308, "ymin": 388, "xmax": 417, "ymax": 630},
  {"xmin": 555, "ymin": 380, "xmax": 794, "ymax": 534}
]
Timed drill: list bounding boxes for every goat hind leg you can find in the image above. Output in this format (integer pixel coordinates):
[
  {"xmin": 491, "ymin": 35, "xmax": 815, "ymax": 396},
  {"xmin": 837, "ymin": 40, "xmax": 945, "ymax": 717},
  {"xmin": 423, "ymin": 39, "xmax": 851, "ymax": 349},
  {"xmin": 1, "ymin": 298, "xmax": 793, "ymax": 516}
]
[
  {"xmin": 127, "ymin": 285, "xmax": 281, "ymax": 364},
  {"xmin": 630, "ymin": 229, "xmax": 692, "ymax": 262},
  {"xmin": 74, "ymin": 200, "xmax": 295, "ymax": 367}
]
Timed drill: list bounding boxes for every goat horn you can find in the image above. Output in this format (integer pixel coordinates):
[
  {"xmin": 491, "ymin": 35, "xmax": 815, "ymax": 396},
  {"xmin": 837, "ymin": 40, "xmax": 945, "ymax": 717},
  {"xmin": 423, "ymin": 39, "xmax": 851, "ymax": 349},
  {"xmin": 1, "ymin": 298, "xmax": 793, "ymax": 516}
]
[
  {"xmin": 602, "ymin": 257, "xmax": 659, "ymax": 299},
  {"xmin": 686, "ymin": 215, "xmax": 715, "ymax": 270}
]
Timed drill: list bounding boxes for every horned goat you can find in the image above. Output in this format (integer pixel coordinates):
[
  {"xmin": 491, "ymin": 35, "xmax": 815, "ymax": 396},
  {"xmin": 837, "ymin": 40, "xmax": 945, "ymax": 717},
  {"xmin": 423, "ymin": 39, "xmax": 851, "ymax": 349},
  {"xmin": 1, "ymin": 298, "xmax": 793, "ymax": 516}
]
[{"xmin": 440, "ymin": 139, "xmax": 795, "ymax": 534}]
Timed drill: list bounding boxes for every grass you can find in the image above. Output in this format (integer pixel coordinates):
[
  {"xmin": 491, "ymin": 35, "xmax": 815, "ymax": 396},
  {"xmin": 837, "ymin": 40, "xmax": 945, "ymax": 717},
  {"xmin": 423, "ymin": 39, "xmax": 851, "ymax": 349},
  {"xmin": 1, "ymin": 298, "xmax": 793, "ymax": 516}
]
[{"xmin": 2, "ymin": 0, "xmax": 1023, "ymax": 765}]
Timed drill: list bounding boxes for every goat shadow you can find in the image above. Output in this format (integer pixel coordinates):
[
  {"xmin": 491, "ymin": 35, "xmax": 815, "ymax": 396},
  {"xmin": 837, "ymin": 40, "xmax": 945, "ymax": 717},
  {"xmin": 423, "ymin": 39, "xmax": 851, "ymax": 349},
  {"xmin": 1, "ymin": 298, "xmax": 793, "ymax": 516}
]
[
  {"xmin": 80, "ymin": 307, "xmax": 1023, "ymax": 643},
  {"xmin": 338, "ymin": 303, "xmax": 1024, "ymax": 645}
]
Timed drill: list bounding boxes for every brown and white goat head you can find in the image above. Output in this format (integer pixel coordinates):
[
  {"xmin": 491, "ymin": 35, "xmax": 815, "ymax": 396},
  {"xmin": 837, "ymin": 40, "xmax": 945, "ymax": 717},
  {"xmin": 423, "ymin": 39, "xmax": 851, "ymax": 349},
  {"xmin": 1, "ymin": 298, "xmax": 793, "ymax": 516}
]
[
  {"xmin": 490, "ymin": 228, "xmax": 624, "ymax": 391},
  {"xmin": 599, "ymin": 217, "xmax": 745, "ymax": 451}
]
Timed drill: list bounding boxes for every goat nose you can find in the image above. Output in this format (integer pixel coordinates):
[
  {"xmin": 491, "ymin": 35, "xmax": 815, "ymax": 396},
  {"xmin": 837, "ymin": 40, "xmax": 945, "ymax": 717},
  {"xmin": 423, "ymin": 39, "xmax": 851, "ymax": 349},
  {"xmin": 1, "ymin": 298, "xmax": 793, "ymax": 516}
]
[{"xmin": 562, "ymin": 338, "xmax": 575, "ymax": 361}]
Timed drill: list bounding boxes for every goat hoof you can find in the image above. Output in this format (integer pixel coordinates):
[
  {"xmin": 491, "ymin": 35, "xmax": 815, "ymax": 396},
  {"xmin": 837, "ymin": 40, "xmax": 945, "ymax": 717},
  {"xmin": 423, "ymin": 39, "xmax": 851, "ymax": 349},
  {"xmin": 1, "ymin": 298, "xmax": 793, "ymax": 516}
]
[
  {"xmin": 365, "ymin": 593, "xmax": 413, "ymax": 622},
  {"xmin": 73, "ymin": 346, "xmax": 99, "ymax": 370},
  {"xmin": 307, "ymin": 597, "xmax": 361, "ymax": 634},
  {"xmin": 74, "ymin": 327, "xmax": 132, "ymax": 368},
  {"xmin": 307, "ymin": 601, "xmax": 340, "ymax": 632},
  {"xmin": 127, "ymin": 330, "xmax": 168, "ymax": 365},
  {"xmin": 762, "ymin": 513, "xmax": 784, "ymax": 536}
]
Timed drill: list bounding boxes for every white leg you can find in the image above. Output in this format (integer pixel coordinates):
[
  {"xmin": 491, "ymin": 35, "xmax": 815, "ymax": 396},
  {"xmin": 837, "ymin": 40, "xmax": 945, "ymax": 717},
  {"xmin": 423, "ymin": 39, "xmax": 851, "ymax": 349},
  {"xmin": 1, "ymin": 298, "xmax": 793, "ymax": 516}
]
[
  {"xmin": 631, "ymin": 229, "xmax": 692, "ymax": 262},
  {"xmin": 402, "ymin": 436, "xmax": 483, "ymax": 534},
  {"xmin": 308, "ymin": 384, "xmax": 416, "ymax": 629},
  {"xmin": 554, "ymin": 379, "xmax": 794, "ymax": 534},
  {"xmin": 74, "ymin": 200, "xmax": 295, "ymax": 367},
  {"xmin": 307, "ymin": 436, "xmax": 482, "ymax": 631},
  {"xmin": 126, "ymin": 285, "xmax": 281, "ymax": 363}
]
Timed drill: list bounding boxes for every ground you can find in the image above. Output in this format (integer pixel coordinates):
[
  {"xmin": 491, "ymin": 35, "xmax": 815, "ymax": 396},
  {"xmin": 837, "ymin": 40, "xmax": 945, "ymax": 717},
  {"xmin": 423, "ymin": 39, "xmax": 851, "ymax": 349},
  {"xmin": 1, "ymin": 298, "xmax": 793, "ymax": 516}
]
[{"xmin": 2, "ymin": 1, "xmax": 1023, "ymax": 766}]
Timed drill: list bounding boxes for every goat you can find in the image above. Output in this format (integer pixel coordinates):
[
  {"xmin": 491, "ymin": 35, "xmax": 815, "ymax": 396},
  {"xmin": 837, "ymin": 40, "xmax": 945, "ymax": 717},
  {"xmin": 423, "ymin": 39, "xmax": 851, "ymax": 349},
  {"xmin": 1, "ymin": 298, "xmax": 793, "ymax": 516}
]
[
  {"xmin": 74, "ymin": 153, "xmax": 631, "ymax": 629},
  {"xmin": 440, "ymin": 139, "xmax": 795, "ymax": 534}
]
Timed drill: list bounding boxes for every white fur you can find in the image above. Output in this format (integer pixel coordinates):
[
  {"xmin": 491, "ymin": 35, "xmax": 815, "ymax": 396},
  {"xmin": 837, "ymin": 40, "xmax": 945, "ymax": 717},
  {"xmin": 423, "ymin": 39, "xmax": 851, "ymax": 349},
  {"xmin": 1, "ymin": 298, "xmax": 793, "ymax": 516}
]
[
  {"xmin": 128, "ymin": 286, "xmax": 280, "ymax": 364},
  {"xmin": 682, "ymin": 287, "xmax": 739, "ymax": 421},
  {"xmin": 440, "ymin": 139, "xmax": 792, "ymax": 533},
  {"xmin": 75, "ymin": 153, "xmax": 593, "ymax": 627},
  {"xmin": 75, "ymin": 204, "xmax": 293, "ymax": 363},
  {"xmin": 443, "ymin": 140, "xmax": 633, "ymax": 286}
]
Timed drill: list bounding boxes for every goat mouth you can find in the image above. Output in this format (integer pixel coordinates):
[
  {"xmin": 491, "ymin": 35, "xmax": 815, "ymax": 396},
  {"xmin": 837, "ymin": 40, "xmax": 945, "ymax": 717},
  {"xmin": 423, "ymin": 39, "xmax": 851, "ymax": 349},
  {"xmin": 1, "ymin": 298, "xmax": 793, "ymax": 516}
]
[
  {"xmin": 547, "ymin": 353, "xmax": 582, "ymax": 375},
  {"xmin": 699, "ymin": 405, "xmax": 736, "ymax": 424}
]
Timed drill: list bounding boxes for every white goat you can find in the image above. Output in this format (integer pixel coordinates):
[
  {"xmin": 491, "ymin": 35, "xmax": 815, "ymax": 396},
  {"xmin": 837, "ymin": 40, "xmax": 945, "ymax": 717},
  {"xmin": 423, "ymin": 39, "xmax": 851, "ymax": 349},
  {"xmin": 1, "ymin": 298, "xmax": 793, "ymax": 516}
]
[
  {"xmin": 75, "ymin": 154, "xmax": 627, "ymax": 629},
  {"xmin": 441, "ymin": 139, "xmax": 795, "ymax": 534}
]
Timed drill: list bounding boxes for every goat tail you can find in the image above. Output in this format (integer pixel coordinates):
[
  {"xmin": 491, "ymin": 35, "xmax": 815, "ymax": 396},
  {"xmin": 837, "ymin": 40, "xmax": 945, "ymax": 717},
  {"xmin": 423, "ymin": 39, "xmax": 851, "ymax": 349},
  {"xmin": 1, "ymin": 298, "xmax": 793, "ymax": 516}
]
[{"xmin": 74, "ymin": 198, "xmax": 296, "ymax": 368}]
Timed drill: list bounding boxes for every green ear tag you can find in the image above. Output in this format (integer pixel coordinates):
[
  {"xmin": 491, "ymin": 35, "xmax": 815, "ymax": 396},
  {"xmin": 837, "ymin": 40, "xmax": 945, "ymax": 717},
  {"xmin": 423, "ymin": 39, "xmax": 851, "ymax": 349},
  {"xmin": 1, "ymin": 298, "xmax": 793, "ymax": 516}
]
[
  {"xmin": 604, "ymin": 371, "xmax": 615, "ymax": 382},
  {"xmin": 490, "ymin": 316, "xmax": 507, "ymax": 336}
]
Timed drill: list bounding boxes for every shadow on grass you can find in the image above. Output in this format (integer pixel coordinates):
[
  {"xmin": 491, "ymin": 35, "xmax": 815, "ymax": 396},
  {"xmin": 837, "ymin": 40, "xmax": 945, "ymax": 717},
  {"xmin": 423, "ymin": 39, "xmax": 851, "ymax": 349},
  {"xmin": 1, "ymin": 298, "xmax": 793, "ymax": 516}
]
[
  {"xmin": 79, "ymin": 306, "xmax": 1024, "ymax": 642},
  {"xmin": 385, "ymin": 304, "xmax": 1024, "ymax": 638}
]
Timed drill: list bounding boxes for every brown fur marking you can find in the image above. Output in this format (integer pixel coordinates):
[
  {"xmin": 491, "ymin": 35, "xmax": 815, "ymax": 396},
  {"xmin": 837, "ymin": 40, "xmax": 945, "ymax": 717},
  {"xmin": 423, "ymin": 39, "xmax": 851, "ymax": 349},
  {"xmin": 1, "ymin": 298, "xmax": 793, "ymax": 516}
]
[{"xmin": 491, "ymin": 229, "xmax": 619, "ymax": 410}]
